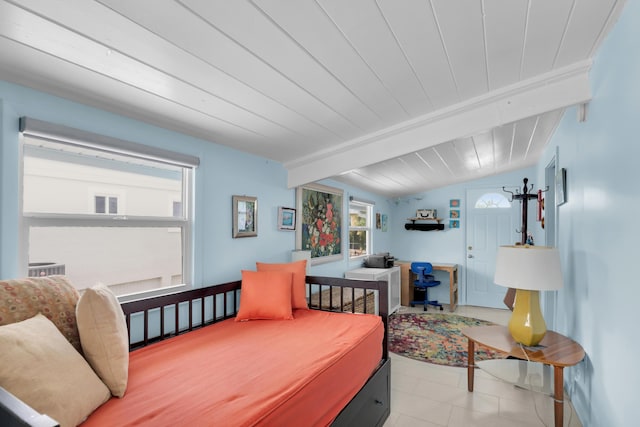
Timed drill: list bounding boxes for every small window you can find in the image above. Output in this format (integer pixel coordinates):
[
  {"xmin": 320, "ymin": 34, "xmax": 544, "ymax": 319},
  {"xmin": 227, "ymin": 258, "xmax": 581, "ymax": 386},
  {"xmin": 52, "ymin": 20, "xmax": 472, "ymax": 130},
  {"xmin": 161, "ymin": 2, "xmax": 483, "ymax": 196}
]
[
  {"xmin": 349, "ymin": 201, "xmax": 372, "ymax": 258},
  {"xmin": 474, "ymin": 193, "xmax": 511, "ymax": 208},
  {"xmin": 95, "ymin": 195, "xmax": 118, "ymax": 214}
]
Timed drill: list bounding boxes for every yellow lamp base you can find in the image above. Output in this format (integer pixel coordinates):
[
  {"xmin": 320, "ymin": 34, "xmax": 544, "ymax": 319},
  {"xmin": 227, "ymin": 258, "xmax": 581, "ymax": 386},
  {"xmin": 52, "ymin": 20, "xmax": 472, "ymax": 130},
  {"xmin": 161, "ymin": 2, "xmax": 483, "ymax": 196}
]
[{"xmin": 508, "ymin": 289, "xmax": 547, "ymax": 346}]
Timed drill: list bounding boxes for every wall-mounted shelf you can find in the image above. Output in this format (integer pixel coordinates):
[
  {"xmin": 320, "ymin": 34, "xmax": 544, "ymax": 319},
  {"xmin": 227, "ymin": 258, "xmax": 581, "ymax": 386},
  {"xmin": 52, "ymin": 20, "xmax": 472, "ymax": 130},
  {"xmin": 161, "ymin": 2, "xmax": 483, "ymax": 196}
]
[{"xmin": 404, "ymin": 217, "xmax": 445, "ymax": 231}]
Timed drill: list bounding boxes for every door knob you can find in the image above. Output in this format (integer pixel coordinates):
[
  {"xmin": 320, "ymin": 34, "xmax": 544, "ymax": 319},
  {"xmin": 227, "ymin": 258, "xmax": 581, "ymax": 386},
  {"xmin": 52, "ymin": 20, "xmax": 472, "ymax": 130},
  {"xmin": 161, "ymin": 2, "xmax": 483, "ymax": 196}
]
[{"xmin": 468, "ymin": 254, "xmax": 473, "ymax": 258}]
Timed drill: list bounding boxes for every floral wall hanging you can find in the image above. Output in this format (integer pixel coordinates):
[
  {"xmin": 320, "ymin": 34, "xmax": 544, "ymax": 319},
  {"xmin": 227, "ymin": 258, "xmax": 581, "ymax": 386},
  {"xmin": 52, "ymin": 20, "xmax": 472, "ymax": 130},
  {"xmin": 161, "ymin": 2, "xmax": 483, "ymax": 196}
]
[{"xmin": 296, "ymin": 183, "xmax": 343, "ymax": 265}]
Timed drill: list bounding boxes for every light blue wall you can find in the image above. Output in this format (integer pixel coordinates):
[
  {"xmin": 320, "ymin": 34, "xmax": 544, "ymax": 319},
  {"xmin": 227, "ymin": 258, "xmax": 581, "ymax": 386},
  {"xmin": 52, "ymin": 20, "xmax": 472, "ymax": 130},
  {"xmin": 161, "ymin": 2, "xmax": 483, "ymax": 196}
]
[
  {"xmin": 0, "ymin": 81, "xmax": 392, "ymax": 284},
  {"xmin": 535, "ymin": 1, "xmax": 639, "ymax": 425},
  {"xmin": 0, "ymin": 98, "xmax": 20, "ymax": 276},
  {"xmin": 388, "ymin": 167, "xmax": 538, "ymax": 304}
]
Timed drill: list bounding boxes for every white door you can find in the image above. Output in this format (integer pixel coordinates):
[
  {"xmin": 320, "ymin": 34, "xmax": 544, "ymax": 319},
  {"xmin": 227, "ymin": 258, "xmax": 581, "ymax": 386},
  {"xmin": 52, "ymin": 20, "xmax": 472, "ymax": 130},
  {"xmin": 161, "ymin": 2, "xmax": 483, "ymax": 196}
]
[{"xmin": 465, "ymin": 188, "xmax": 520, "ymax": 308}]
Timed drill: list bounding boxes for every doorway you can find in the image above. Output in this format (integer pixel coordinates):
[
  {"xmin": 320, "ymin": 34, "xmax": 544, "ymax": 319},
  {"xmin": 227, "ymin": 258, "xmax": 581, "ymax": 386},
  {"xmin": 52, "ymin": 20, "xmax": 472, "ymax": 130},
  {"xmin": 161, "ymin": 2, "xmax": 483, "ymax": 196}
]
[{"xmin": 465, "ymin": 188, "xmax": 520, "ymax": 308}]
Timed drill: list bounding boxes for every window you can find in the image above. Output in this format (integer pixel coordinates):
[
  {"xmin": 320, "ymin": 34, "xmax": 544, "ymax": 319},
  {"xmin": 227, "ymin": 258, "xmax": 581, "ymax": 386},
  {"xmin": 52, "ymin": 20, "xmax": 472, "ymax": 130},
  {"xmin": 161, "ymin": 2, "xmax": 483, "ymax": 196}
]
[
  {"xmin": 20, "ymin": 117, "xmax": 198, "ymax": 298},
  {"xmin": 94, "ymin": 195, "xmax": 118, "ymax": 214},
  {"xmin": 474, "ymin": 193, "xmax": 511, "ymax": 208},
  {"xmin": 349, "ymin": 201, "xmax": 372, "ymax": 257}
]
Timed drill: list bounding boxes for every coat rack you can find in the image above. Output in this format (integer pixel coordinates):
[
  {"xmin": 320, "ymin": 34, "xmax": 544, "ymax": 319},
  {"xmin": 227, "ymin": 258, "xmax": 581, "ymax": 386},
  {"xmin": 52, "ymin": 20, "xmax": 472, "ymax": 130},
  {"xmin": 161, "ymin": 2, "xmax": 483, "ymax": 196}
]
[
  {"xmin": 501, "ymin": 177, "xmax": 548, "ymax": 310},
  {"xmin": 502, "ymin": 178, "xmax": 548, "ymax": 245}
]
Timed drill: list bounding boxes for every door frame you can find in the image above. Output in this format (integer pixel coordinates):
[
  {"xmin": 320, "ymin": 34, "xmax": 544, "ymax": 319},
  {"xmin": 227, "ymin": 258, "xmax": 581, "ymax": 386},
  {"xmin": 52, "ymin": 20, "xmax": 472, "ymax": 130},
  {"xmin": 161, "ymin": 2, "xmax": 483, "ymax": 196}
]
[{"xmin": 543, "ymin": 149, "xmax": 559, "ymax": 329}]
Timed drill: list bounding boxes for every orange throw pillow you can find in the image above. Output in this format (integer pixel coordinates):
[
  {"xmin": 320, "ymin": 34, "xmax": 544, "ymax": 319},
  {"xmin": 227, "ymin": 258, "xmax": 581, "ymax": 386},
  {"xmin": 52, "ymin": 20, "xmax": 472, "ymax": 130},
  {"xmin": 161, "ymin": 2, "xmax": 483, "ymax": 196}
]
[
  {"xmin": 235, "ymin": 271, "xmax": 294, "ymax": 321},
  {"xmin": 256, "ymin": 260, "xmax": 309, "ymax": 310}
]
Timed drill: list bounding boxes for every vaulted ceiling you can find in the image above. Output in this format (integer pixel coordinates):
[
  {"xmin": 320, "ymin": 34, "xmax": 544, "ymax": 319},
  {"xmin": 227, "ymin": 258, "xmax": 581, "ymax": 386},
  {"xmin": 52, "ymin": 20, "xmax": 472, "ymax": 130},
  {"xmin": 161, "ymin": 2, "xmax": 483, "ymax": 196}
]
[{"xmin": 0, "ymin": 0, "xmax": 626, "ymax": 197}]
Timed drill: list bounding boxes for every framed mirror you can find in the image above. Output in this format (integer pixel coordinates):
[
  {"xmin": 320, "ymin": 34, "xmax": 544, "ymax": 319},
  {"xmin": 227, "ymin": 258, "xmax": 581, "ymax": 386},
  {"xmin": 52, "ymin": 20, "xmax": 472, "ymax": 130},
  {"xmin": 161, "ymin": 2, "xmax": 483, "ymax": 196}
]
[{"xmin": 232, "ymin": 195, "xmax": 257, "ymax": 238}]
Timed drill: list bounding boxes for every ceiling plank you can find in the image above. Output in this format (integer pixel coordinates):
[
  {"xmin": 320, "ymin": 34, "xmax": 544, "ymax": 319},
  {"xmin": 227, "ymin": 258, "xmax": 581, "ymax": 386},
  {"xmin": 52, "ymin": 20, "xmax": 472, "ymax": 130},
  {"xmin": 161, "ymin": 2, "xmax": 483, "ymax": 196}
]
[
  {"xmin": 431, "ymin": 0, "xmax": 488, "ymax": 100},
  {"xmin": 317, "ymin": 0, "xmax": 431, "ymax": 117},
  {"xmin": 520, "ymin": 0, "xmax": 574, "ymax": 79},
  {"xmin": 376, "ymin": 0, "xmax": 460, "ymax": 111},
  {"xmin": 253, "ymin": 0, "xmax": 409, "ymax": 125},
  {"xmin": 180, "ymin": 0, "xmax": 380, "ymax": 131},
  {"xmin": 555, "ymin": 0, "xmax": 619, "ymax": 67},
  {"xmin": 483, "ymin": 0, "xmax": 528, "ymax": 90},
  {"xmin": 98, "ymin": 0, "xmax": 363, "ymax": 143}
]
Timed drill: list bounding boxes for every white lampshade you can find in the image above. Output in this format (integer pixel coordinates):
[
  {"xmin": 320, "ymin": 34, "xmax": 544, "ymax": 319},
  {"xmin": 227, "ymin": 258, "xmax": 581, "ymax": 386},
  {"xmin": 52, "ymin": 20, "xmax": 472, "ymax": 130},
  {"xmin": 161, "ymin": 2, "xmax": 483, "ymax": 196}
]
[{"xmin": 494, "ymin": 245, "xmax": 563, "ymax": 291}]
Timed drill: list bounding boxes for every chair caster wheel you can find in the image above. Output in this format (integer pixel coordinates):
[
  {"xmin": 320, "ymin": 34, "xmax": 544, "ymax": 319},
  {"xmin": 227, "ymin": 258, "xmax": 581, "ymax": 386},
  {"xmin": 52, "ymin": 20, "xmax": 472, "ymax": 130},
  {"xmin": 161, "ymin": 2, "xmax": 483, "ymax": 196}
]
[
  {"xmin": 410, "ymin": 304, "xmax": 415, "ymax": 308},
  {"xmin": 423, "ymin": 306, "xmax": 427, "ymax": 311},
  {"xmin": 439, "ymin": 306, "xmax": 444, "ymax": 311}
]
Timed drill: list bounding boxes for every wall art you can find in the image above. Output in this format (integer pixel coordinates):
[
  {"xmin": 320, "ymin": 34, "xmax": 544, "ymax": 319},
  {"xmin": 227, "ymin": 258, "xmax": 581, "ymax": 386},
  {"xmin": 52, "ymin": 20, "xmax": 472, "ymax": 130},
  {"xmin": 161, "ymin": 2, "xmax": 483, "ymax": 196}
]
[
  {"xmin": 232, "ymin": 195, "xmax": 257, "ymax": 238},
  {"xmin": 296, "ymin": 183, "xmax": 343, "ymax": 264},
  {"xmin": 278, "ymin": 207, "xmax": 296, "ymax": 230}
]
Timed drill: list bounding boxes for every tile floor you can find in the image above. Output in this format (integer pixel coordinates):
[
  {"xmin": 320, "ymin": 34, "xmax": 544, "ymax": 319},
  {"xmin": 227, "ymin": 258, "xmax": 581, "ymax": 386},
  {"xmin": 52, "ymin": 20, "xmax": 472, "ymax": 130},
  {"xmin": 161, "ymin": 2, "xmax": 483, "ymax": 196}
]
[{"xmin": 383, "ymin": 305, "xmax": 582, "ymax": 427}]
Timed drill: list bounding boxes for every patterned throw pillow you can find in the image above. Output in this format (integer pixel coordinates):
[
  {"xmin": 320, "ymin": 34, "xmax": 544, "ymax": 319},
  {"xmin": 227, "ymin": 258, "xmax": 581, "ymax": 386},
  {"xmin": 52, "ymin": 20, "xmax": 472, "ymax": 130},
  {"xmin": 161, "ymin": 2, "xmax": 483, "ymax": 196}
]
[{"xmin": 0, "ymin": 275, "xmax": 82, "ymax": 352}]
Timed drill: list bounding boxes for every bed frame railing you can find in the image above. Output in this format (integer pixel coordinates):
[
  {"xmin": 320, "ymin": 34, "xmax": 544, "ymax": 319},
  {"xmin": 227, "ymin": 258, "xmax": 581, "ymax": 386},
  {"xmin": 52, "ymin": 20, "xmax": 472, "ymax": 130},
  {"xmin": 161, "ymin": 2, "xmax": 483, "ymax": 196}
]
[
  {"xmin": 121, "ymin": 275, "xmax": 389, "ymax": 358},
  {"xmin": 121, "ymin": 280, "xmax": 241, "ymax": 349}
]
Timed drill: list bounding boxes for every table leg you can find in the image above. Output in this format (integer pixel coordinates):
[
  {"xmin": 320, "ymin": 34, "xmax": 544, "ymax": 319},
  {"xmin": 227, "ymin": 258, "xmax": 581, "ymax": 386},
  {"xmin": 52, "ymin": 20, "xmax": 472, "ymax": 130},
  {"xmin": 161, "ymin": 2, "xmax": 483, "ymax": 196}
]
[
  {"xmin": 448, "ymin": 270, "xmax": 455, "ymax": 312},
  {"xmin": 554, "ymin": 366, "xmax": 564, "ymax": 427},
  {"xmin": 467, "ymin": 339, "xmax": 475, "ymax": 392}
]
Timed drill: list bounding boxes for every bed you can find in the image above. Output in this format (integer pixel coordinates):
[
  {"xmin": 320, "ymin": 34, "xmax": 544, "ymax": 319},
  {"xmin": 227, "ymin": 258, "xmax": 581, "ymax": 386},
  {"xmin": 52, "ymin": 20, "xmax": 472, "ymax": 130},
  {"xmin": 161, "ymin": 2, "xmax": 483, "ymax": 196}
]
[{"xmin": 0, "ymin": 273, "xmax": 390, "ymax": 427}]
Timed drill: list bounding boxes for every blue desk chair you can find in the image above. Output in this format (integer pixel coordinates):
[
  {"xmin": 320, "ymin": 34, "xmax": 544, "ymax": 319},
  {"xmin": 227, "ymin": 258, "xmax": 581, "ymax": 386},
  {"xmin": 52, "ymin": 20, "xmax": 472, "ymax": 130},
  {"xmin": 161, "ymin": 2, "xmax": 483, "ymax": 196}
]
[{"xmin": 409, "ymin": 262, "xmax": 443, "ymax": 311}]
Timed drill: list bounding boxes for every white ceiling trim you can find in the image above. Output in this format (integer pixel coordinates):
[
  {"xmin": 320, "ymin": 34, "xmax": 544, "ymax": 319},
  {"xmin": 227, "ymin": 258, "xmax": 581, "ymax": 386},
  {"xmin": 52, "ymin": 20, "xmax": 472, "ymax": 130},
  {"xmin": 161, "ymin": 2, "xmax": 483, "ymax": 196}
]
[{"xmin": 287, "ymin": 59, "xmax": 592, "ymax": 188}]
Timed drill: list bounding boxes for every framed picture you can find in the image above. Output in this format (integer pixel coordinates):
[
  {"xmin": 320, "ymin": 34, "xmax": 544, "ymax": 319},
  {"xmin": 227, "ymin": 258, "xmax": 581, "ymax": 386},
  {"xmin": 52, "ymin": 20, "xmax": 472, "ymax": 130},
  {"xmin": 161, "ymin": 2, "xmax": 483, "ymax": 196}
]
[
  {"xmin": 376, "ymin": 212, "xmax": 381, "ymax": 229},
  {"xmin": 381, "ymin": 214, "xmax": 388, "ymax": 232},
  {"xmin": 449, "ymin": 220, "xmax": 460, "ymax": 229},
  {"xmin": 278, "ymin": 207, "xmax": 296, "ymax": 230},
  {"xmin": 556, "ymin": 168, "xmax": 567, "ymax": 206},
  {"xmin": 232, "ymin": 195, "xmax": 257, "ymax": 238},
  {"xmin": 296, "ymin": 183, "xmax": 343, "ymax": 265},
  {"xmin": 450, "ymin": 199, "xmax": 460, "ymax": 208},
  {"xmin": 450, "ymin": 209, "xmax": 460, "ymax": 219}
]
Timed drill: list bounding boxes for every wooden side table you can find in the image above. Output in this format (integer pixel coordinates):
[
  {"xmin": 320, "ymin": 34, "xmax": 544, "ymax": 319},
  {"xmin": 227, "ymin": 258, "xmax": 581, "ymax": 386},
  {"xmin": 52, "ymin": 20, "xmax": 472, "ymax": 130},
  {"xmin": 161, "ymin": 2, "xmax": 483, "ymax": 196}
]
[{"xmin": 462, "ymin": 325, "xmax": 585, "ymax": 427}]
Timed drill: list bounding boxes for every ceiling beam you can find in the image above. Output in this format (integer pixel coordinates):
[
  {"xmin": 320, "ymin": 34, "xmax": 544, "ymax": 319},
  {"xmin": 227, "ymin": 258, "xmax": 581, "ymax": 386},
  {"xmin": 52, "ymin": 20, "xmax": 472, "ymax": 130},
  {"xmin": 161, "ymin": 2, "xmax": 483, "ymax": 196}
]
[{"xmin": 286, "ymin": 60, "xmax": 592, "ymax": 188}]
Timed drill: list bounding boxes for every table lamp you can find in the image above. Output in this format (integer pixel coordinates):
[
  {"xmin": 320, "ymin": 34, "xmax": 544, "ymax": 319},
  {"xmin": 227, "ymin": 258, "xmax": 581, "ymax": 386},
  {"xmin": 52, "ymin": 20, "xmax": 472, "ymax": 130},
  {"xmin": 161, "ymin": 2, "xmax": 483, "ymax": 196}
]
[{"xmin": 494, "ymin": 245, "xmax": 563, "ymax": 346}]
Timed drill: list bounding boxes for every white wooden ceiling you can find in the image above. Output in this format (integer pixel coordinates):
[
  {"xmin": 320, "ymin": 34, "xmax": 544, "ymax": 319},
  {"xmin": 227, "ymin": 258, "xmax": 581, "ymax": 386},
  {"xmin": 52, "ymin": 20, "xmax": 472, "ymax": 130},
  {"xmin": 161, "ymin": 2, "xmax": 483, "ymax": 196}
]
[{"xmin": 0, "ymin": 0, "xmax": 626, "ymax": 197}]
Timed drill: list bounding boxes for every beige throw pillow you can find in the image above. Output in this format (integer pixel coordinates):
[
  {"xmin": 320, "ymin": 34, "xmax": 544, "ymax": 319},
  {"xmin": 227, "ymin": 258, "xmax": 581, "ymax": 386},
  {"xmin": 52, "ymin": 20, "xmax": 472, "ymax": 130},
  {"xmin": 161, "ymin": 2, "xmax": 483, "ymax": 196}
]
[
  {"xmin": 0, "ymin": 313, "xmax": 111, "ymax": 427},
  {"xmin": 76, "ymin": 284, "xmax": 129, "ymax": 397}
]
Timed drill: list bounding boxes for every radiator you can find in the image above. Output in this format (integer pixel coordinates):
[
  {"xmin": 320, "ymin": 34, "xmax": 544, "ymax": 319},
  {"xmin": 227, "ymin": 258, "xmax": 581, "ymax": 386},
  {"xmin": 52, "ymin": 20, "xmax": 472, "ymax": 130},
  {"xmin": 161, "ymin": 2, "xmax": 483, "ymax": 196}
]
[{"xmin": 28, "ymin": 263, "xmax": 66, "ymax": 277}]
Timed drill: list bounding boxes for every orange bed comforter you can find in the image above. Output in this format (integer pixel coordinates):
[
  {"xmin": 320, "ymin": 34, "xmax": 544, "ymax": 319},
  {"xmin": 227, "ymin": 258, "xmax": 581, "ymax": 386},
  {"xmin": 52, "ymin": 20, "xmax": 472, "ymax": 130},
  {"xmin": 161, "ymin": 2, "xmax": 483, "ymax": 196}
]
[{"xmin": 82, "ymin": 309, "xmax": 383, "ymax": 427}]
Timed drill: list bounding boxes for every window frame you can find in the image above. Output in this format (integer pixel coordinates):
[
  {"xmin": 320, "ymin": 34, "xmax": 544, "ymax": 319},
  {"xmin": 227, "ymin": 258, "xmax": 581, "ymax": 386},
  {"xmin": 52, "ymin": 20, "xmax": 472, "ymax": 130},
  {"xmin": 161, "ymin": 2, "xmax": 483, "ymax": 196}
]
[
  {"xmin": 348, "ymin": 200, "xmax": 373, "ymax": 259},
  {"xmin": 94, "ymin": 194, "xmax": 119, "ymax": 214},
  {"xmin": 19, "ymin": 117, "xmax": 197, "ymax": 302}
]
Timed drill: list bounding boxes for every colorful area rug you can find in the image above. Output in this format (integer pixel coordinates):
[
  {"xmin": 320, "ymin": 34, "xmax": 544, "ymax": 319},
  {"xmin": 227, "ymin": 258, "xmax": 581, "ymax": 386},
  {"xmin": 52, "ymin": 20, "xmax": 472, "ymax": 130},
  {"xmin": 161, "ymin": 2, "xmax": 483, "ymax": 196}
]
[{"xmin": 389, "ymin": 313, "xmax": 507, "ymax": 367}]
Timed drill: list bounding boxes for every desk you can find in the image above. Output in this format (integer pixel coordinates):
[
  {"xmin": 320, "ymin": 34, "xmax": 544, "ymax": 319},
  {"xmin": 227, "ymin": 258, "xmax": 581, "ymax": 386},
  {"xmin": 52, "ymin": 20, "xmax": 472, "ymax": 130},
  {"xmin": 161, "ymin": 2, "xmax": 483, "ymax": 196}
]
[
  {"xmin": 399, "ymin": 262, "xmax": 458, "ymax": 312},
  {"xmin": 461, "ymin": 325, "xmax": 585, "ymax": 427}
]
